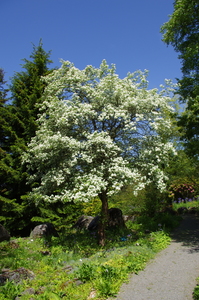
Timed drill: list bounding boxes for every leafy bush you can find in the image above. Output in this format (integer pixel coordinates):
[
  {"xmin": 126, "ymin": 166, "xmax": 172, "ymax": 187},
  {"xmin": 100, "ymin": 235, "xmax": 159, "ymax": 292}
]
[
  {"xmin": 76, "ymin": 263, "xmax": 97, "ymax": 282},
  {"xmin": 169, "ymin": 179, "xmax": 196, "ymax": 203},
  {"xmin": 193, "ymin": 283, "xmax": 199, "ymax": 300}
]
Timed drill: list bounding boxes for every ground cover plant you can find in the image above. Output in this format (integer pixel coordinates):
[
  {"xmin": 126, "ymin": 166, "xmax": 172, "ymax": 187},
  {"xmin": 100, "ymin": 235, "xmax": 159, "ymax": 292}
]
[
  {"xmin": 0, "ymin": 213, "xmax": 177, "ymax": 300},
  {"xmin": 193, "ymin": 279, "xmax": 199, "ymax": 300},
  {"xmin": 172, "ymin": 197, "xmax": 199, "ymax": 213}
]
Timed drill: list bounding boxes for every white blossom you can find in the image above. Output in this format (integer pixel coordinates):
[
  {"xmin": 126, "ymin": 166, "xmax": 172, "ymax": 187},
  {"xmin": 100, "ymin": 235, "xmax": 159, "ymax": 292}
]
[{"xmin": 23, "ymin": 60, "xmax": 176, "ymax": 203}]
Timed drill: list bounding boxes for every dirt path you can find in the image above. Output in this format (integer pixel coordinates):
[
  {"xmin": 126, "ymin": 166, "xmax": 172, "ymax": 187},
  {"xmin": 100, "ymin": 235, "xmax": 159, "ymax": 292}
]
[{"xmin": 115, "ymin": 214, "xmax": 199, "ymax": 300}]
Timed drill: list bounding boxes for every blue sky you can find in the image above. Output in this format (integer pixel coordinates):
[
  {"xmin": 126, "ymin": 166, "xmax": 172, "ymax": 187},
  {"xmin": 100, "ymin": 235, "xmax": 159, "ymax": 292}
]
[{"xmin": 1, "ymin": 0, "xmax": 182, "ymax": 90}]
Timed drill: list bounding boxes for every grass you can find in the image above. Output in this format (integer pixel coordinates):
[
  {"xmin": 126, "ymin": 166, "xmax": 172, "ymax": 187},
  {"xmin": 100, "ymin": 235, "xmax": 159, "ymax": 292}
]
[
  {"xmin": 172, "ymin": 198, "xmax": 199, "ymax": 211},
  {"xmin": 0, "ymin": 213, "xmax": 179, "ymax": 300}
]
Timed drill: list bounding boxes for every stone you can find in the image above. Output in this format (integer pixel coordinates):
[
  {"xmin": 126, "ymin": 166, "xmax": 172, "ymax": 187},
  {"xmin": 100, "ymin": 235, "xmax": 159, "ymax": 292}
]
[
  {"xmin": 73, "ymin": 215, "xmax": 94, "ymax": 230},
  {"xmin": 0, "ymin": 224, "xmax": 10, "ymax": 242},
  {"xmin": 0, "ymin": 267, "xmax": 35, "ymax": 285},
  {"xmin": 108, "ymin": 208, "xmax": 126, "ymax": 228},
  {"xmin": 20, "ymin": 287, "xmax": 35, "ymax": 296},
  {"xmin": 88, "ymin": 216, "xmax": 100, "ymax": 231},
  {"xmin": 75, "ymin": 208, "xmax": 126, "ymax": 232},
  {"xmin": 30, "ymin": 223, "xmax": 59, "ymax": 238},
  {"xmin": 123, "ymin": 215, "xmax": 136, "ymax": 222}
]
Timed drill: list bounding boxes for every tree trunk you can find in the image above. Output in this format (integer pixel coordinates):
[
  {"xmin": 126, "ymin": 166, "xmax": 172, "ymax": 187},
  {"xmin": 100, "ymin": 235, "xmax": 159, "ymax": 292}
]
[{"xmin": 98, "ymin": 191, "xmax": 109, "ymax": 247}]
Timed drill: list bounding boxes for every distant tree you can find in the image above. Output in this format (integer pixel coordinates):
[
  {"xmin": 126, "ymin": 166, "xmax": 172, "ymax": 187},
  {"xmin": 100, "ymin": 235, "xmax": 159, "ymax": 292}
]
[
  {"xmin": 24, "ymin": 60, "xmax": 176, "ymax": 246},
  {"xmin": 161, "ymin": 0, "xmax": 199, "ymax": 157}
]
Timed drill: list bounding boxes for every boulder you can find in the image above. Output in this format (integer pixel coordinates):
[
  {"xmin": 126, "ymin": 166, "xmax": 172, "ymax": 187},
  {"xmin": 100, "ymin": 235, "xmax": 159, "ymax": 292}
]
[
  {"xmin": 123, "ymin": 215, "xmax": 136, "ymax": 222},
  {"xmin": 73, "ymin": 215, "xmax": 94, "ymax": 230},
  {"xmin": 108, "ymin": 208, "xmax": 126, "ymax": 228},
  {"xmin": 75, "ymin": 208, "xmax": 126, "ymax": 232},
  {"xmin": 0, "ymin": 267, "xmax": 35, "ymax": 285},
  {"xmin": 30, "ymin": 223, "xmax": 59, "ymax": 238},
  {"xmin": 88, "ymin": 216, "xmax": 100, "ymax": 231},
  {"xmin": 0, "ymin": 224, "xmax": 10, "ymax": 242}
]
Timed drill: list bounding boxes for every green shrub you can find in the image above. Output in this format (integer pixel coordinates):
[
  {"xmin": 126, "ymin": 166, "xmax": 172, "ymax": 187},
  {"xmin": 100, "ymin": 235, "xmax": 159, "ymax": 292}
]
[
  {"xmin": 76, "ymin": 262, "xmax": 97, "ymax": 282},
  {"xmin": 193, "ymin": 284, "xmax": 199, "ymax": 300}
]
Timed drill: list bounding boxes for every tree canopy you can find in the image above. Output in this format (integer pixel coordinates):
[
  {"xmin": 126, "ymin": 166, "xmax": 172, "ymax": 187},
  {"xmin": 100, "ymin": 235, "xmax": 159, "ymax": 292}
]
[
  {"xmin": 24, "ymin": 60, "xmax": 176, "ymax": 245},
  {"xmin": 161, "ymin": 0, "xmax": 199, "ymax": 157},
  {"xmin": 161, "ymin": 0, "xmax": 199, "ymax": 100}
]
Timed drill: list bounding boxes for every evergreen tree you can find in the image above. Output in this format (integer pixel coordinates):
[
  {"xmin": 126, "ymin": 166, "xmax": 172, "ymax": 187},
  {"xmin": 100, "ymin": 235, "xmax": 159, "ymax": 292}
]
[
  {"xmin": 0, "ymin": 42, "xmax": 54, "ymax": 234},
  {"xmin": 0, "ymin": 69, "xmax": 24, "ymax": 231},
  {"xmin": 0, "ymin": 68, "xmax": 19, "ymax": 199},
  {"xmin": 10, "ymin": 40, "xmax": 53, "ymax": 143}
]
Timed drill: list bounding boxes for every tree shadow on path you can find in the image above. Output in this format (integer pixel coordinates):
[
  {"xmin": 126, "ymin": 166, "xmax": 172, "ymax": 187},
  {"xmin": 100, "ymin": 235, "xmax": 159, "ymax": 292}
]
[{"xmin": 170, "ymin": 214, "xmax": 199, "ymax": 253}]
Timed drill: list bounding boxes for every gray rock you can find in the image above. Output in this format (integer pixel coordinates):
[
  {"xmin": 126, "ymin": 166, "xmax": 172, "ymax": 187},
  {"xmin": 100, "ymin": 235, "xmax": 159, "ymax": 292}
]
[
  {"xmin": 15, "ymin": 289, "xmax": 35, "ymax": 300},
  {"xmin": 123, "ymin": 215, "xmax": 136, "ymax": 222},
  {"xmin": 108, "ymin": 208, "xmax": 125, "ymax": 228},
  {"xmin": 0, "ymin": 224, "xmax": 10, "ymax": 242},
  {"xmin": 75, "ymin": 208, "xmax": 126, "ymax": 232},
  {"xmin": 20, "ymin": 287, "xmax": 35, "ymax": 295},
  {"xmin": 30, "ymin": 223, "xmax": 59, "ymax": 238},
  {"xmin": 0, "ymin": 267, "xmax": 35, "ymax": 285},
  {"xmin": 88, "ymin": 216, "xmax": 100, "ymax": 231},
  {"xmin": 73, "ymin": 215, "xmax": 94, "ymax": 230}
]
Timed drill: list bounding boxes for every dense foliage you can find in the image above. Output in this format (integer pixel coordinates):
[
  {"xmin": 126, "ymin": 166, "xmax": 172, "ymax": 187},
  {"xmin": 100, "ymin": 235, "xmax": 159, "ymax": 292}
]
[
  {"xmin": 161, "ymin": 0, "xmax": 199, "ymax": 157},
  {"xmin": 0, "ymin": 42, "xmax": 58, "ymax": 235},
  {"xmin": 161, "ymin": 0, "xmax": 199, "ymax": 101}
]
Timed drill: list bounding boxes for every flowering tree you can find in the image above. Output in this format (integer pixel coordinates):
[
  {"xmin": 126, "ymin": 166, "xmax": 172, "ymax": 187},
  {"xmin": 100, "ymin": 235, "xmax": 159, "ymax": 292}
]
[{"xmin": 24, "ymin": 60, "xmax": 176, "ymax": 245}]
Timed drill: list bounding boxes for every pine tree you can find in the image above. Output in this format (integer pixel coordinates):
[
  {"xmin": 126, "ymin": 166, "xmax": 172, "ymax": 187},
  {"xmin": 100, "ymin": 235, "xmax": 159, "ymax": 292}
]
[
  {"xmin": 0, "ymin": 41, "xmax": 54, "ymax": 234},
  {"xmin": 10, "ymin": 40, "xmax": 53, "ymax": 143}
]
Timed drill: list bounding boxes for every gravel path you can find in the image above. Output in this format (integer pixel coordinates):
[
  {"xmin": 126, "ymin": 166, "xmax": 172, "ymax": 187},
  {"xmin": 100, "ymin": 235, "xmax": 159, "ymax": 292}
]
[{"xmin": 115, "ymin": 214, "xmax": 199, "ymax": 300}]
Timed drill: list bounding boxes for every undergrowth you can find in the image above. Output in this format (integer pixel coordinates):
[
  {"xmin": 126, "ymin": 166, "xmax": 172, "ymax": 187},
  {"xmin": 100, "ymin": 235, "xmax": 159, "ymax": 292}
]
[
  {"xmin": 193, "ymin": 279, "xmax": 199, "ymax": 300},
  {"xmin": 0, "ymin": 213, "xmax": 179, "ymax": 300}
]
